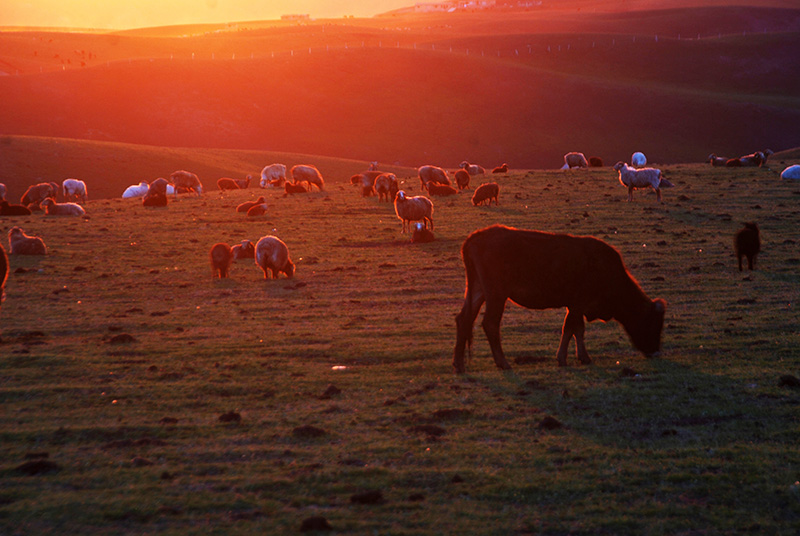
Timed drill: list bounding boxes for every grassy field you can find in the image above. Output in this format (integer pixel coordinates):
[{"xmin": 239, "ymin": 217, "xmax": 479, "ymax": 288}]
[{"xmin": 1, "ymin": 156, "xmax": 799, "ymax": 534}]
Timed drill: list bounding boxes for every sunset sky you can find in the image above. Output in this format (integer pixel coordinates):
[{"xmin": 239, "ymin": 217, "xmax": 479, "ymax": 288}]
[{"xmin": 0, "ymin": 0, "xmax": 413, "ymax": 29}]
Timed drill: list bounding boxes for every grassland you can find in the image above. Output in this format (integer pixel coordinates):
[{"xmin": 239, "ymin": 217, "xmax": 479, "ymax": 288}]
[{"xmin": 1, "ymin": 154, "xmax": 799, "ymax": 534}]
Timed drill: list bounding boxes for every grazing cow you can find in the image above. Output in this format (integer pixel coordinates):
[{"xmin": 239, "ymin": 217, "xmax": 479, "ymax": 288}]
[
  {"xmin": 734, "ymin": 222, "xmax": 761, "ymax": 271},
  {"xmin": 453, "ymin": 225, "xmax": 666, "ymax": 371}
]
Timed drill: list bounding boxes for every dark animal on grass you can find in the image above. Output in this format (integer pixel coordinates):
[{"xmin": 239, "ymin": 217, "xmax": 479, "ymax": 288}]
[
  {"xmin": 246, "ymin": 203, "xmax": 268, "ymax": 217},
  {"xmin": 564, "ymin": 152, "xmax": 588, "ymax": 169},
  {"xmin": 236, "ymin": 196, "xmax": 265, "ymax": 213},
  {"xmin": 210, "ymin": 243, "xmax": 233, "ymax": 278},
  {"xmin": 394, "ymin": 191, "xmax": 433, "ymax": 233},
  {"xmin": 148, "ymin": 177, "xmax": 169, "ymax": 196},
  {"xmin": 453, "ymin": 225, "xmax": 666, "ymax": 371},
  {"xmin": 142, "ymin": 191, "xmax": 168, "ymax": 207},
  {"xmin": 0, "ymin": 242, "xmax": 7, "ymax": 311},
  {"xmin": 734, "ymin": 222, "xmax": 761, "ymax": 271},
  {"xmin": 255, "ymin": 236, "xmax": 295, "ymax": 279},
  {"xmin": 727, "ymin": 151, "xmax": 769, "ymax": 168},
  {"xmin": 471, "ymin": 182, "xmax": 499, "ymax": 206},
  {"xmin": 0, "ymin": 200, "xmax": 32, "ymax": 215},
  {"xmin": 217, "ymin": 178, "xmax": 241, "ymax": 190},
  {"xmin": 418, "ymin": 165, "xmax": 451, "ymax": 188},
  {"xmin": 412, "ymin": 222, "xmax": 435, "ymax": 243},
  {"xmin": 20, "ymin": 182, "xmax": 57, "ymax": 206},
  {"xmin": 426, "ymin": 182, "xmax": 458, "ymax": 196},
  {"xmin": 708, "ymin": 154, "xmax": 728, "ymax": 167},
  {"xmin": 455, "ymin": 169, "xmax": 470, "ymax": 190},
  {"xmin": 492, "ymin": 163, "xmax": 509, "ymax": 174},
  {"xmin": 291, "ymin": 165, "xmax": 325, "ymax": 191},
  {"xmin": 8, "ymin": 227, "xmax": 47, "ymax": 255},
  {"xmin": 589, "ymin": 157, "xmax": 604, "ymax": 167},
  {"xmin": 169, "ymin": 170, "xmax": 203, "ymax": 197},
  {"xmin": 284, "ymin": 182, "xmax": 308, "ymax": 195},
  {"xmin": 374, "ymin": 173, "xmax": 399, "ymax": 202}
]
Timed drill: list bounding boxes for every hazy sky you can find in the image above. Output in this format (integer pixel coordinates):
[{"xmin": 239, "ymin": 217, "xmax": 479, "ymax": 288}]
[{"xmin": 0, "ymin": 1, "xmax": 414, "ymax": 29}]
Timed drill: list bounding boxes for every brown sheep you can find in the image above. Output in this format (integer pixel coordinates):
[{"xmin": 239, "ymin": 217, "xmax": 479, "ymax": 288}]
[
  {"xmin": 492, "ymin": 163, "xmax": 509, "ymax": 174},
  {"xmin": 0, "ymin": 200, "xmax": 32, "ymax": 216},
  {"xmin": 291, "ymin": 165, "xmax": 324, "ymax": 191},
  {"xmin": 255, "ymin": 236, "xmax": 295, "ymax": 279},
  {"xmin": 734, "ymin": 222, "xmax": 761, "ymax": 271},
  {"xmin": 246, "ymin": 203, "xmax": 268, "ymax": 217},
  {"xmin": 411, "ymin": 222, "xmax": 435, "ymax": 243},
  {"xmin": 20, "ymin": 182, "xmax": 57, "ymax": 206},
  {"xmin": 472, "ymin": 183, "xmax": 499, "ymax": 206},
  {"xmin": 217, "ymin": 176, "xmax": 251, "ymax": 190},
  {"xmin": 374, "ymin": 173, "xmax": 399, "ymax": 202},
  {"xmin": 142, "ymin": 192, "xmax": 168, "ymax": 207},
  {"xmin": 8, "ymin": 227, "xmax": 47, "ymax": 255},
  {"xmin": 455, "ymin": 169, "xmax": 470, "ymax": 190},
  {"xmin": 210, "ymin": 243, "xmax": 233, "ymax": 278},
  {"xmin": 169, "ymin": 170, "xmax": 203, "ymax": 197},
  {"xmin": 284, "ymin": 182, "xmax": 308, "ymax": 195},
  {"xmin": 231, "ymin": 240, "xmax": 255, "ymax": 260},
  {"xmin": 236, "ymin": 196, "xmax": 265, "ymax": 213},
  {"xmin": 589, "ymin": 157, "xmax": 604, "ymax": 167},
  {"xmin": 426, "ymin": 182, "xmax": 458, "ymax": 196}
]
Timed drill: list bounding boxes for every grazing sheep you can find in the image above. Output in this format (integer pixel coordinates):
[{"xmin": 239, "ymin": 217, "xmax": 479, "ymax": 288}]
[
  {"xmin": 8, "ymin": 227, "xmax": 47, "ymax": 255},
  {"xmin": 780, "ymin": 165, "xmax": 800, "ymax": 180},
  {"xmin": 453, "ymin": 225, "xmax": 666, "ymax": 371},
  {"xmin": 231, "ymin": 240, "xmax": 255, "ymax": 260},
  {"xmin": 374, "ymin": 173, "xmax": 399, "ymax": 202},
  {"xmin": 589, "ymin": 157, "xmax": 604, "ymax": 167},
  {"xmin": 284, "ymin": 182, "xmax": 308, "ymax": 195},
  {"xmin": 62, "ymin": 178, "xmax": 87, "ymax": 204},
  {"xmin": 217, "ymin": 178, "xmax": 243, "ymax": 190},
  {"xmin": 613, "ymin": 162, "xmax": 673, "ymax": 203},
  {"xmin": 472, "ymin": 182, "xmax": 499, "ymax": 206},
  {"xmin": 631, "ymin": 152, "xmax": 647, "ymax": 167},
  {"xmin": 455, "ymin": 169, "xmax": 471, "ymax": 190},
  {"xmin": 0, "ymin": 242, "xmax": 7, "ymax": 309},
  {"xmin": 291, "ymin": 165, "xmax": 325, "ymax": 191},
  {"xmin": 394, "ymin": 190, "xmax": 434, "ymax": 233},
  {"xmin": 418, "ymin": 165, "xmax": 451, "ymax": 188},
  {"xmin": 261, "ymin": 164, "xmax": 287, "ymax": 188},
  {"xmin": 707, "ymin": 154, "xmax": 728, "ymax": 167},
  {"xmin": 564, "ymin": 152, "xmax": 589, "ymax": 169},
  {"xmin": 460, "ymin": 161, "xmax": 486, "ymax": 175},
  {"xmin": 0, "ymin": 183, "xmax": 6, "ymax": 200},
  {"xmin": 492, "ymin": 163, "xmax": 509, "ymax": 174},
  {"xmin": 352, "ymin": 172, "xmax": 379, "ymax": 197},
  {"xmin": 246, "ymin": 203, "xmax": 268, "ymax": 217},
  {"xmin": 411, "ymin": 222, "xmax": 435, "ymax": 243},
  {"xmin": 0, "ymin": 200, "xmax": 32, "ymax": 216},
  {"xmin": 426, "ymin": 182, "xmax": 458, "ymax": 196},
  {"xmin": 734, "ymin": 222, "xmax": 761, "ymax": 271},
  {"xmin": 255, "ymin": 236, "xmax": 295, "ymax": 279},
  {"xmin": 122, "ymin": 181, "xmax": 150, "ymax": 198},
  {"xmin": 142, "ymin": 191, "xmax": 168, "ymax": 207},
  {"xmin": 209, "ymin": 243, "xmax": 233, "ymax": 279},
  {"xmin": 169, "ymin": 170, "xmax": 203, "ymax": 197},
  {"xmin": 41, "ymin": 198, "xmax": 86, "ymax": 216},
  {"xmin": 21, "ymin": 182, "xmax": 57, "ymax": 206},
  {"xmin": 236, "ymin": 196, "xmax": 265, "ymax": 213}
]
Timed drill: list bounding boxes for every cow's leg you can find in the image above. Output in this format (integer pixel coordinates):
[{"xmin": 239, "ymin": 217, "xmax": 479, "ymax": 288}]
[
  {"xmin": 557, "ymin": 309, "xmax": 591, "ymax": 366},
  {"xmin": 481, "ymin": 297, "xmax": 512, "ymax": 370},
  {"xmin": 453, "ymin": 291, "xmax": 484, "ymax": 373},
  {"xmin": 628, "ymin": 186, "xmax": 634, "ymax": 202}
]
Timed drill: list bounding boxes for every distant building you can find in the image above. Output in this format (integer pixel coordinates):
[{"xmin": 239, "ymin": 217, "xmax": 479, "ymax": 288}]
[
  {"xmin": 413, "ymin": 1, "xmax": 496, "ymax": 12},
  {"xmin": 281, "ymin": 14, "xmax": 311, "ymax": 21}
]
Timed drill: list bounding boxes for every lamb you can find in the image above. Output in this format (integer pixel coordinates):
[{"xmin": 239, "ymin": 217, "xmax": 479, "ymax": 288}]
[
  {"xmin": 418, "ymin": 165, "xmax": 451, "ymax": 188},
  {"xmin": 455, "ymin": 169, "xmax": 471, "ymax": 190},
  {"xmin": 0, "ymin": 200, "xmax": 32, "ymax": 215},
  {"xmin": 236, "ymin": 196, "xmax": 266, "ymax": 213},
  {"xmin": 564, "ymin": 152, "xmax": 588, "ymax": 169},
  {"xmin": 708, "ymin": 154, "xmax": 728, "ymax": 167},
  {"xmin": 169, "ymin": 170, "xmax": 203, "ymax": 197},
  {"xmin": 21, "ymin": 182, "xmax": 57, "ymax": 206},
  {"xmin": 780, "ymin": 165, "xmax": 800, "ymax": 180},
  {"xmin": 394, "ymin": 190, "xmax": 434, "ymax": 233},
  {"xmin": 589, "ymin": 157, "xmax": 604, "ymax": 167},
  {"xmin": 255, "ymin": 236, "xmax": 295, "ymax": 279},
  {"xmin": 8, "ymin": 227, "xmax": 47, "ymax": 255},
  {"xmin": 460, "ymin": 161, "xmax": 486, "ymax": 175},
  {"xmin": 209, "ymin": 243, "xmax": 233, "ymax": 278},
  {"xmin": 122, "ymin": 181, "xmax": 150, "ymax": 198},
  {"xmin": 284, "ymin": 182, "xmax": 308, "ymax": 195},
  {"xmin": 472, "ymin": 182, "xmax": 499, "ymax": 206},
  {"xmin": 631, "ymin": 152, "xmax": 647, "ymax": 167},
  {"xmin": 426, "ymin": 182, "xmax": 458, "ymax": 196},
  {"xmin": 142, "ymin": 191, "xmax": 168, "ymax": 207},
  {"xmin": 411, "ymin": 222, "xmax": 435, "ymax": 243},
  {"xmin": 217, "ymin": 176, "xmax": 250, "ymax": 190},
  {"xmin": 41, "ymin": 198, "xmax": 86, "ymax": 216},
  {"xmin": 62, "ymin": 178, "xmax": 87, "ymax": 204},
  {"xmin": 613, "ymin": 162, "xmax": 673, "ymax": 203},
  {"xmin": 290, "ymin": 165, "xmax": 325, "ymax": 191},
  {"xmin": 374, "ymin": 173, "xmax": 399, "ymax": 202},
  {"xmin": 261, "ymin": 164, "xmax": 287, "ymax": 188},
  {"xmin": 246, "ymin": 203, "xmax": 268, "ymax": 217},
  {"xmin": 734, "ymin": 222, "xmax": 761, "ymax": 271},
  {"xmin": 231, "ymin": 240, "xmax": 255, "ymax": 260},
  {"xmin": 492, "ymin": 163, "xmax": 509, "ymax": 174}
]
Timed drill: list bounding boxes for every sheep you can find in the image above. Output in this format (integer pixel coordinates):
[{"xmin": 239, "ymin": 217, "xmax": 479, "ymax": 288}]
[
  {"xmin": 62, "ymin": 178, "xmax": 87, "ymax": 204},
  {"xmin": 455, "ymin": 169, "xmax": 470, "ymax": 190},
  {"xmin": 492, "ymin": 163, "xmax": 509, "ymax": 174},
  {"xmin": 394, "ymin": 190, "xmax": 434, "ymax": 233},
  {"xmin": 41, "ymin": 198, "xmax": 86, "ymax": 216},
  {"xmin": 261, "ymin": 164, "xmax": 287, "ymax": 188},
  {"xmin": 236, "ymin": 196, "xmax": 266, "ymax": 213},
  {"xmin": 209, "ymin": 243, "xmax": 233, "ymax": 279},
  {"xmin": 284, "ymin": 182, "xmax": 308, "ymax": 195},
  {"xmin": 246, "ymin": 203, "xmax": 268, "ymax": 217},
  {"xmin": 460, "ymin": 161, "xmax": 486, "ymax": 175},
  {"xmin": 589, "ymin": 157, "xmax": 604, "ymax": 167},
  {"xmin": 418, "ymin": 165, "xmax": 451, "ymax": 188},
  {"xmin": 472, "ymin": 182, "xmax": 499, "ymax": 206},
  {"xmin": 374, "ymin": 173, "xmax": 399, "ymax": 202},
  {"xmin": 727, "ymin": 151, "xmax": 766, "ymax": 167},
  {"xmin": 352, "ymin": 172, "xmax": 378, "ymax": 197},
  {"xmin": 426, "ymin": 182, "xmax": 458, "ymax": 196},
  {"xmin": 734, "ymin": 222, "xmax": 761, "ymax": 271},
  {"xmin": 8, "ymin": 227, "xmax": 47, "ymax": 255},
  {"xmin": 122, "ymin": 181, "xmax": 150, "ymax": 198},
  {"xmin": 148, "ymin": 177, "xmax": 170, "ymax": 196},
  {"xmin": 708, "ymin": 154, "xmax": 728, "ymax": 167},
  {"xmin": 169, "ymin": 170, "xmax": 203, "ymax": 197},
  {"xmin": 613, "ymin": 162, "xmax": 673, "ymax": 203},
  {"xmin": 255, "ymin": 236, "xmax": 295, "ymax": 279},
  {"xmin": 564, "ymin": 152, "xmax": 588, "ymax": 169},
  {"xmin": 780, "ymin": 165, "xmax": 800, "ymax": 180},
  {"xmin": 0, "ymin": 183, "xmax": 6, "ymax": 200},
  {"xmin": 231, "ymin": 240, "xmax": 256, "ymax": 260},
  {"xmin": 631, "ymin": 152, "xmax": 647, "ymax": 167},
  {"xmin": 217, "ymin": 177, "xmax": 249, "ymax": 190},
  {"xmin": 142, "ymin": 191, "xmax": 168, "ymax": 207},
  {"xmin": 411, "ymin": 222, "xmax": 435, "ymax": 243},
  {"xmin": 0, "ymin": 200, "xmax": 32, "ymax": 216},
  {"xmin": 21, "ymin": 182, "xmax": 57, "ymax": 206},
  {"xmin": 291, "ymin": 165, "xmax": 325, "ymax": 191}
]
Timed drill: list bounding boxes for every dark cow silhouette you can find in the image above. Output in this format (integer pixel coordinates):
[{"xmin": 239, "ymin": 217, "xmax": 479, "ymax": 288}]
[
  {"xmin": 453, "ymin": 225, "xmax": 666, "ymax": 371},
  {"xmin": 734, "ymin": 222, "xmax": 761, "ymax": 271}
]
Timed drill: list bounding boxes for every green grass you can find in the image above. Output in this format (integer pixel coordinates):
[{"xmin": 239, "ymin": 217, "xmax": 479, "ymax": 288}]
[{"xmin": 1, "ymin": 161, "xmax": 799, "ymax": 534}]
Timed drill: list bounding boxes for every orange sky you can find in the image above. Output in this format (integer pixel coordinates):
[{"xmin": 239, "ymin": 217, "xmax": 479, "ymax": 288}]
[{"xmin": 0, "ymin": 1, "xmax": 413, "ymax": 29}]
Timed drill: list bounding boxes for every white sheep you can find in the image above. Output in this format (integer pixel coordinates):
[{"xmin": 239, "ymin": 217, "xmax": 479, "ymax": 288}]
[
  {"xmin": 631, "ymin": 152, "xmax": 647, "ymax": 167},
  {"xmin": 613, "ymin": 162, "xmax": 673, "ymax": 203},
  {"xmin": 41, "ymin": 198, "xmax": 86, "ymax": 216},
  {"xmin": 169, "ymin": 170, "xmax": 203, "ymax": 197},
  {"xmin": 255, "ymin": 236, "xmax": 295, "ymax": 279},
  {"xmin": 8, "ymin": 226, "xmax": 47, "ymax": 255},
  {"xmin": 122, "ymin": 181, "xmax": 150, "ymax": 198},
  {"xmin": 62, "ymin": 178, "xmax": 87, "ymax": 204},
  {"xmin": 563, "ymin": 152, "xmax": 588, "ymax": 169},
  {"xmin": 781, "ymin": 165, "xmax": 800, "ymax": 180},
  {"xmin": 291, "ymin": 165, "xmax": 325, "ymax": 191},
  {"xmin": 260, "ymin": 164, "xmax": 287, "ymax": 188},
  {"xmin": 418, "ymin": 165, "xmax": 450, "ymax": 188},
  {"xmin": 394, "ymin": 190, "xmax": 433, "ymax": 233},
  {"xmin": 459, "ymin": 161, "xmax": 486, "ymax": 175}
]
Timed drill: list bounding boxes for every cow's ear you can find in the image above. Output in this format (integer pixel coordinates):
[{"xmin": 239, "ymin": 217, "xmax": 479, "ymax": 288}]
[{"xmin": 654, "ymin": 299, "xmax": 666, "ymax": 313}]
